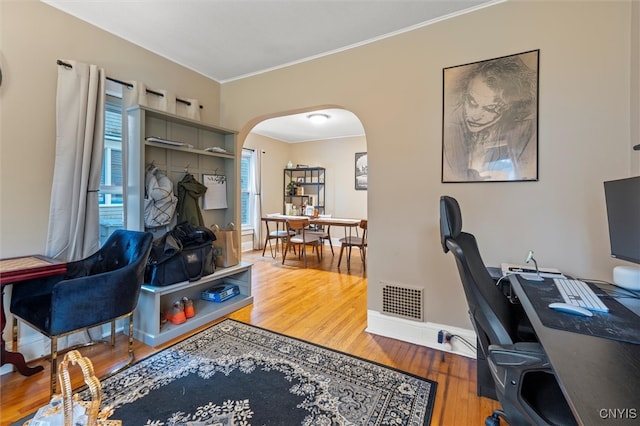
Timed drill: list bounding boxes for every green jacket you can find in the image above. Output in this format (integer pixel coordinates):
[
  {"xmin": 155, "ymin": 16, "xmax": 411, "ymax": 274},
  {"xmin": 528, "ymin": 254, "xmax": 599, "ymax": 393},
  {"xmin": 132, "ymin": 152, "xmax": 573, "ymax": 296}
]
[{"xmin": 177, "ymin": 173, "xmax": 207, "ymax": 226}]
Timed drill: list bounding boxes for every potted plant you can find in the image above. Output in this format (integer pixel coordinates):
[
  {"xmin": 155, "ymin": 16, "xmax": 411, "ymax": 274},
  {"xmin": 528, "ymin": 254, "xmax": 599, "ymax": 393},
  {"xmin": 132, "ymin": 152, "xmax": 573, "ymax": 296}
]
[{"xmin": 286, "ymin": 181, "xmax": 298, "ymax": 196}]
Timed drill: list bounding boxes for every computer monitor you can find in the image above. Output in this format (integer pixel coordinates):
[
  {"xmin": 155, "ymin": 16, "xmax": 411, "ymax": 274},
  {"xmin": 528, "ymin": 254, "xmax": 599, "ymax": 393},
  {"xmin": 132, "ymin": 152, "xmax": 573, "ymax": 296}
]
[{"xmin": 603, "ymin": 176, "xmax": 640, "ymax": 265}]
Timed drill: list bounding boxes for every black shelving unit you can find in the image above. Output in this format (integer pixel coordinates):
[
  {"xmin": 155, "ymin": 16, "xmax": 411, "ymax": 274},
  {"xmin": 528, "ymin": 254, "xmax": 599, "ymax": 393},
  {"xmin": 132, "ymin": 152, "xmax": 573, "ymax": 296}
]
[{"xmin": 283, "ymin": 167, "xmax": 325, "ymax": 215}]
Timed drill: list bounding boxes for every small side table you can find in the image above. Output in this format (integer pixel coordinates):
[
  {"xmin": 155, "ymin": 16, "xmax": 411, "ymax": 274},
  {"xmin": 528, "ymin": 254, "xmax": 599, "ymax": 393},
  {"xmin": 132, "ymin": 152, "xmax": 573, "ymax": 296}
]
[{"xmin": 0, "ymin": 255, "xmax": 66, "ymax": 376}]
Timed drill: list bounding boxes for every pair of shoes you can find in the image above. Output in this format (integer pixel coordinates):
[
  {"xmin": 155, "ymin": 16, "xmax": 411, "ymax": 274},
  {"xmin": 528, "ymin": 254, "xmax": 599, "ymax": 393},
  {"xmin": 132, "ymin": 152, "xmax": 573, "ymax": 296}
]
[
  {"xmin": 165, "ymin": 297, "xmax": 196, "ymax": 325},
  {"xmin": 182, "ymin": 297, "xmax": 195, "ymax": 318},
  {"xmin": 165, "ymin": 300, "xmax": 186, "ymax": 325}
]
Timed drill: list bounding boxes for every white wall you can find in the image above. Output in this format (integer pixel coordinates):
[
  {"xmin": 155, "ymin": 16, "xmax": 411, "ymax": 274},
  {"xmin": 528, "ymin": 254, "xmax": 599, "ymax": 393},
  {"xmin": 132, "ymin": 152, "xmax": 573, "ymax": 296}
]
[{"xmin": 221, "ymin": 1, "xmax": 638, "ymax": 331}]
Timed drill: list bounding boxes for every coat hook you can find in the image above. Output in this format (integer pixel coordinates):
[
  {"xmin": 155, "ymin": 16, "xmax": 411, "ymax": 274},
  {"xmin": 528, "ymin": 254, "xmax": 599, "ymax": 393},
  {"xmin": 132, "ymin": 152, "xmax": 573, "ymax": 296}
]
[{"xmin": 184, "ymin": 163, "xmax": 190, "ymax": 173}]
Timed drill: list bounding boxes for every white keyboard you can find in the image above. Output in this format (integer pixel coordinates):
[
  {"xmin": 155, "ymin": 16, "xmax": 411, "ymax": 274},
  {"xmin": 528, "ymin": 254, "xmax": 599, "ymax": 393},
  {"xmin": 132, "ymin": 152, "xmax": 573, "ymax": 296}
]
[{"xmin": 553, "ymin": 278, "xmax": 610, "ymax": 312}]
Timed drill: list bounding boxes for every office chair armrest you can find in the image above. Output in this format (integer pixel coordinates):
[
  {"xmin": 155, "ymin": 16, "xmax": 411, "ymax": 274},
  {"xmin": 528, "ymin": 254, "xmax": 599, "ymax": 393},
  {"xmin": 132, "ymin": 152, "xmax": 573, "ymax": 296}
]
[{"xmin": 488, "ymin": 342, "xmax": 549, "ymax": 368}]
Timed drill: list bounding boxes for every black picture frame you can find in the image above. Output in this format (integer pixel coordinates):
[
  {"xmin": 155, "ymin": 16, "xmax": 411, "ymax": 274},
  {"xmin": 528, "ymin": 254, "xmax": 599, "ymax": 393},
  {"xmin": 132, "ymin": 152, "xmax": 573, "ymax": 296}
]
[
  {"xmin": 355, "ymin": 152, "xmax": 367, "ymax": 190},
  {"xmin": 441, "ymin": 50, "xmax": 539, "ymax": 183}
]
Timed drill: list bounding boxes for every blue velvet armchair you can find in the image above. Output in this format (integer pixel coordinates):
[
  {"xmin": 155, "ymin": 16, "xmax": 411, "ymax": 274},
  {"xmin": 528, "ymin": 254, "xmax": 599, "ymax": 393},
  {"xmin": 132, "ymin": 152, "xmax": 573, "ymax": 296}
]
[{"xmin": 10, "ymin": 229, "xmax": 153, "ymax": 394}]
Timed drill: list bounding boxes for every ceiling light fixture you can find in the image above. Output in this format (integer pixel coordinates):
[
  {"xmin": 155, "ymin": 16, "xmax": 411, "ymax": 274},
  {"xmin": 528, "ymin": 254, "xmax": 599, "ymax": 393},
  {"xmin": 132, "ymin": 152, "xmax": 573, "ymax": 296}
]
[{"xmin": 307, "ymin": 113, "xmax": 330, "ymax": 124}]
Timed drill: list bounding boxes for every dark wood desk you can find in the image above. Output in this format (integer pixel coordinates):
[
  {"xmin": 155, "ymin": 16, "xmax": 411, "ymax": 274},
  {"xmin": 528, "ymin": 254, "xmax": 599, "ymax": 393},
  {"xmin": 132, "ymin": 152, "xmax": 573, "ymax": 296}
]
[
  {"xmin": 509, "ymin": 275, "xmax": 640, "ymax": 425},
  {"xmin": 0, "ymin": 255, "xmax": 66, "ymax": 376}
]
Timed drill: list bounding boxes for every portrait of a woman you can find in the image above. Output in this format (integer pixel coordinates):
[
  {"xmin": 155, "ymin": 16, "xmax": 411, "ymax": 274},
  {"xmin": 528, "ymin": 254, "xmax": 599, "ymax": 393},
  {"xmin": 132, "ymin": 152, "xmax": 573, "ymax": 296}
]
[{"xmin": 442, "ymin": 50, "xmax": 539, "ymax": 182}]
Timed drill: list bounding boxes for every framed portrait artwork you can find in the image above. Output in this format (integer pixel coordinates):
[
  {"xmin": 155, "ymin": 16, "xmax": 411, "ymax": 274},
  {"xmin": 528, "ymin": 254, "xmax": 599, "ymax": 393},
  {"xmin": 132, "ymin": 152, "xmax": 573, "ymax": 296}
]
[
  {"xmin": 441, "ymin": 50, "xmax": 539, "ymax": 183},
  {"xmin": 355, "ymin": 152, "xmax": 368, "ymax": 190}
]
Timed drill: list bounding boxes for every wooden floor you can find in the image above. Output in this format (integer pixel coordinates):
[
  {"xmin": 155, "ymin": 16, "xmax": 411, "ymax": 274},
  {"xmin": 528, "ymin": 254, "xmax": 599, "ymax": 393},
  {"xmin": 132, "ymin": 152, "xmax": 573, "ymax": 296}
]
[{"xmin": 0, "ymin": 247, "xmax": 500, "ymax": 425}]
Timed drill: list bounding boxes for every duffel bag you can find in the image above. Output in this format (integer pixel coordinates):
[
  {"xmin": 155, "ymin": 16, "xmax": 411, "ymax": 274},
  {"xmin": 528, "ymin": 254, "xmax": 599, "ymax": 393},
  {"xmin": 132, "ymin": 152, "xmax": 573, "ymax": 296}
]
[
  {"xmin": 181, "ymin": 241, "xmax": 215, "ymax": 281},
  {"xmin": 173, "ymin": 221, "xmax": 216, "ymax": 280},
  {"xmin": 145, "ymin": 233, "xmax": 190, "ymax": 286}
]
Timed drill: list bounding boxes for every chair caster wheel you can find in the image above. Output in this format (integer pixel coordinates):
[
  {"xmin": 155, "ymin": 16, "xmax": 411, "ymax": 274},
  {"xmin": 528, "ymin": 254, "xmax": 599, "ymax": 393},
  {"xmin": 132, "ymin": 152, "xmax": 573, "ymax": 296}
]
[{"xmin": 485, "ymin": 411, "xmax": 503, "ymax": 426}]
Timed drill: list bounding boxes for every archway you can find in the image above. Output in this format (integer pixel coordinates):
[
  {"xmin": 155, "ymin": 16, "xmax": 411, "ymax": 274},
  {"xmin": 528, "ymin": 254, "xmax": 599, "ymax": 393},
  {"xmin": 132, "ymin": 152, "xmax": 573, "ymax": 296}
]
[{"xmin": 238, "ymin": 107, "xmax": 367, "ymax": 256}]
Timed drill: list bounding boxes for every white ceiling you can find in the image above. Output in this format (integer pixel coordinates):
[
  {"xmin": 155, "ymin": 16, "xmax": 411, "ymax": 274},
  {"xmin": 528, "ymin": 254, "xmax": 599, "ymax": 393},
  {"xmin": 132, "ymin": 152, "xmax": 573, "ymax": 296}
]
[
  {"xmin": 43, "ymin": 0, "xmax": 500, "ymax": 142},
  {"xmin": 251, "ymin": 108, "xmax": 365, "ymax": 143}
]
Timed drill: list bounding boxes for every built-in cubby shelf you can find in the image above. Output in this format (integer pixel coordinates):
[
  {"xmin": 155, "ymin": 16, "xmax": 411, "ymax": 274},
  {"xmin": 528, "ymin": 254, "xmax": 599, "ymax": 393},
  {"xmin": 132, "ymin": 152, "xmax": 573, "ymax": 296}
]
[
  {"xmin": 133, "ymin": 262, "xmax": 253, "ymax": 347},
  {"xmin": 125, "ymin": 105, "xmax": 252, "ymax": 347}
]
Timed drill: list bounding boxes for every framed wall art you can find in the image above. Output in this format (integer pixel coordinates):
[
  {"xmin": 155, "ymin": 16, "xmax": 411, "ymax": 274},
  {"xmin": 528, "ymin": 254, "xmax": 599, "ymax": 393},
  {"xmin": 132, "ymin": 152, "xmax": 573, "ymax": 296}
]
[
  {"xmin": 441, "ymin": 49, "xmax": 539, "ymax": 183},
  {"xmin": 355, "ymin": 152, "xmax": 368, "ymax": 190}
]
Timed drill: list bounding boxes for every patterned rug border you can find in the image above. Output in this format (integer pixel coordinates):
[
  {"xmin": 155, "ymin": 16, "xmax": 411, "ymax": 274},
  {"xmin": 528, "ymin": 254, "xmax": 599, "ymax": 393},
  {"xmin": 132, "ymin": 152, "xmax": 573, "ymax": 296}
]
[{"xmin": 17, "ymin": 319, "xmax": 438, "ymax": 426}]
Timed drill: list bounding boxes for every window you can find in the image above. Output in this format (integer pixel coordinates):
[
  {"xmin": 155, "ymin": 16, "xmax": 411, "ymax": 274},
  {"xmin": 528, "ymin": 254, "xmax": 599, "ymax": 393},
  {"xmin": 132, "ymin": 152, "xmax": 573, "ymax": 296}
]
[
  {"xmin": 240, "ymin": 149, "xmax": 256, "ymax": 229},
  {"xmin": 99, "ymin": 92, "xmax": 124, "ymax": 243}
]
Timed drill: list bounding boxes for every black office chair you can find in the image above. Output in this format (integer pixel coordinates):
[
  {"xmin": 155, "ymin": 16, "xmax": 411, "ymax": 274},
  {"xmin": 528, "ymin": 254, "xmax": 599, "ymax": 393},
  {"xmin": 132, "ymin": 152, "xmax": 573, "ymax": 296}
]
[
  {"xmin": 439, "ymin": 196, "xmax": 577, "ymax": 426},
  {"xmin": 10, "ymin": 229, "xmax": 153, "ymax": 395}
]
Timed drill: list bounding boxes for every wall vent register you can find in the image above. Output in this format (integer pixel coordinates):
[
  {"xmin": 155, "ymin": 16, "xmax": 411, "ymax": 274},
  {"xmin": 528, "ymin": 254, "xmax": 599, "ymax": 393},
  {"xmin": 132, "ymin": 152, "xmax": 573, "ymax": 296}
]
[{"xmin": 382, "ymin": 283, "xmax": 424, "ymax": 321}]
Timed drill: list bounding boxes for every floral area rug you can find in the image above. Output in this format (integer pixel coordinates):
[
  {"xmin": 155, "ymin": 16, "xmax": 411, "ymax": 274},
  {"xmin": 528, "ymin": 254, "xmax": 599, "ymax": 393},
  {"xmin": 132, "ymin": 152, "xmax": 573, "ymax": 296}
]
[{"xmin": 84, "ymin": 319, "xmax": 437, "ymax": 425}]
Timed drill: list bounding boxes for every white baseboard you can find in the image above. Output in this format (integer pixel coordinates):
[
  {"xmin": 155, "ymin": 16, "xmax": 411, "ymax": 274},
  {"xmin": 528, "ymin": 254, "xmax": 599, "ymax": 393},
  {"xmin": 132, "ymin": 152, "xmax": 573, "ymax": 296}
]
[
  {"xmin": 241, "ymin": 240, "xmax": 254, "ymax": 252},
  {"xmin": 365, "ymin": 310, "xmax": 477, "ymax": 359}
]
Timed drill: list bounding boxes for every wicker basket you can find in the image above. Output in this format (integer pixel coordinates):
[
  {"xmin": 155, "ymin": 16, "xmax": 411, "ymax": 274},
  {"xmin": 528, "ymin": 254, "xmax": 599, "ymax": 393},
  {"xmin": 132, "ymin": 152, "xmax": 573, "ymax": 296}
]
[{"xmin": 25, "ymin": 350, "xmax": 121, "ymax": 426}]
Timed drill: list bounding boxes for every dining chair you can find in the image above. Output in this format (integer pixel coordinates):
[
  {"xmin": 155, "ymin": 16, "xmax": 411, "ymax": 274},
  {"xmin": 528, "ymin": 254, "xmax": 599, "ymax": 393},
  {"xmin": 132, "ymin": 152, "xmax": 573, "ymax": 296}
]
[
  {"xmin": 262, "ymin": 219, "xmax": 295, "ymax": 258},
  {"xmin": 337, "ymin": 219, "xmax": 367, "ymax": 271},
  {"xmin": 282, "ymin": 218, "xmax": 322, "ymax": 267},
  {"xmin": 305, "ymin": 225, "xmax": 333, "ymax": 257},
  {"xmin": 306, "ymin": 214, "xmax": 334, "ymax": 257}
]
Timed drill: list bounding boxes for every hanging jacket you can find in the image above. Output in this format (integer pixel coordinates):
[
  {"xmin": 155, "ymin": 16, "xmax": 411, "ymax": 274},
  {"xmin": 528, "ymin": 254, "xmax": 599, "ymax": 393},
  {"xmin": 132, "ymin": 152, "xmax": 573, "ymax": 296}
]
[
  {"xmin": 144, "ymin": 166, "xmax": 178, "ymax": 228},
  {"xmin": 177, "ymin": 173, "xmax": 207, "ymax": 226}
]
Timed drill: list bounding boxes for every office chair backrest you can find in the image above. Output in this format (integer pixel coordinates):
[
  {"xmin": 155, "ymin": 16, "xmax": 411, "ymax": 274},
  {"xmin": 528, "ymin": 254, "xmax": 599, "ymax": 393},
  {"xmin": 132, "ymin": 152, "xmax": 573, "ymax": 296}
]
[
  {"xmin": 439, "ymin": 196, "xmax": 516, "ymax": 347},
  {"xmin": 439, "ymin": 196, "xmax": 461, "ymax": 254}
]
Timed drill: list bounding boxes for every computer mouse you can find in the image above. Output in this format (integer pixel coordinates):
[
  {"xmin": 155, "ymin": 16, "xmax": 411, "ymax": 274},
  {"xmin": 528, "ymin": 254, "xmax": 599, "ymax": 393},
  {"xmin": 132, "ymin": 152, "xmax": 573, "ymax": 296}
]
[{"xmin": 548, "ymin": 302, "xmax": 593, "ymax": 317}]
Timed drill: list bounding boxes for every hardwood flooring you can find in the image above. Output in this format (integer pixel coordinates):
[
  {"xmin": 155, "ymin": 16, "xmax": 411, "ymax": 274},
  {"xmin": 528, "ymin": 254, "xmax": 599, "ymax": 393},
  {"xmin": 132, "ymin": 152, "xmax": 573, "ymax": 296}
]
[{"xmin": 0, "ymin": 248, "xmax": 500, "ymax": 425}]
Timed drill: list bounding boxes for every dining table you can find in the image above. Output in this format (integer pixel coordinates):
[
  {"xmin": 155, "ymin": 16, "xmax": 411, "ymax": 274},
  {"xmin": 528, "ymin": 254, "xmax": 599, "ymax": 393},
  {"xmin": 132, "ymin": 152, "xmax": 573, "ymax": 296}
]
[
  {"xmin": 261, "ymin": 214, "xmax": 363, "ymax": 257},
  {"xmin": 0, "ymin": 255, "xmax": 67, "ymax": 376}
]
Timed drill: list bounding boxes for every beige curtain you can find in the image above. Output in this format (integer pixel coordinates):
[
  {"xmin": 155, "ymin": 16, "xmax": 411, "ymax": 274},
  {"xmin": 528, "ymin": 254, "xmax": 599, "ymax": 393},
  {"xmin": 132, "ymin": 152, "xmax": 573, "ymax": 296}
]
[{"xmin": 46, "ymin": 60, "xmax": 105, "ymax": 261}]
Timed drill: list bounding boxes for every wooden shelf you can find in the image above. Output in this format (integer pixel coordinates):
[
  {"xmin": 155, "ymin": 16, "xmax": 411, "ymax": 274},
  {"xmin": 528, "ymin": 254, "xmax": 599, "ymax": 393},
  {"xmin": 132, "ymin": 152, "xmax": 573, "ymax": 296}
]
[{"xmin": 144, "ymin": 141, "xmax": 234, "ymax": 159}]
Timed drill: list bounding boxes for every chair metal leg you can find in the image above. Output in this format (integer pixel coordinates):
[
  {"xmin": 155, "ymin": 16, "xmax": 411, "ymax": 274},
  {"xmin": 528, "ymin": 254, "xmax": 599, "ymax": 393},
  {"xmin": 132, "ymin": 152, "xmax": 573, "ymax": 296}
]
[
  {"xmin": 282, "ymin": 240, "xmax": 291, "ymax": 264},
  {"xmin": 50, "ymin": 336, "xmax": 58, "ymax": 395},
  {"xmin": 360, "ymin": 246, "xmax": 367, "ymax": 268},
  {"xmin": 127, "ymin": 314, "xmax": 135, "ymax": 360},
  {"xmin": 99, "ymin": 313, "xmax": 136, "ymax": 383},
  {"xmin": 110, "ymin": 320, "xmax": 116, "ymax": 346},
  {"xmin": 338, "ymin": 244, "xmax": 346, "ymax": 268},
  {"xmin": 302, "ymin": 243, "xmax": 308, "ymax": 267},
  {"xmin": 13, "ymin": 314, "xmax": 136, "ymax": 396}
]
